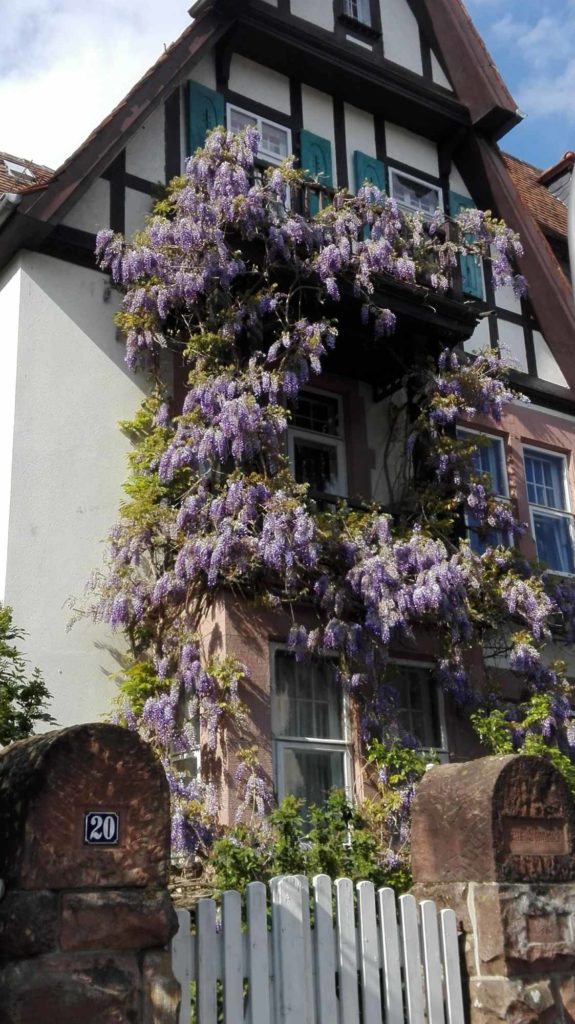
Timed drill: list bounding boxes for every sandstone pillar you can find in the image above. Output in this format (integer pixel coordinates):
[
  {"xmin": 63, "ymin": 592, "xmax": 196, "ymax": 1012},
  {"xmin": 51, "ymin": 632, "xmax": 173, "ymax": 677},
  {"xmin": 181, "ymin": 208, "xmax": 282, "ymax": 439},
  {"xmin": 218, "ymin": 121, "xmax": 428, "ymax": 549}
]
[
  {"xmin": 411, "ymin": 754, "xmax": 575, "ymax": 1023},
  {"xmin": 0, "ymin": 723, "xmax": 181, "ymax": 1024}
]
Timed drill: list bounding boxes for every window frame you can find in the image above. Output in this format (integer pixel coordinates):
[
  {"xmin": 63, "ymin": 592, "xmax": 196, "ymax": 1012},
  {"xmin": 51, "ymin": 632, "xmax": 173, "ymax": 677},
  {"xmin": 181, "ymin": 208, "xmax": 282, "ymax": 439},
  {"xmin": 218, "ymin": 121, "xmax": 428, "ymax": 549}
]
[
  {"xmin": 522, "ymin": 445, "xmax": 575, "ymax": 575},
  {"xmin": 226, "ymin": 103, "xmax": 292, "ymax": 167},
  {"xmin": 287, "ymin": 387, "xmax": 348, "ymax": 498},
  {"xmin": 388, "ymin": 167, "xmax": 443, "ymax": 218},
  {"xmin": 270, "ymin": 643, "xmax": 353, "ymax": 803},
  {"xmin": 456, "ymin": 428, "xmax": 511, "ymax": 553},
  {"xmin": 389, "ymin": 660, "xmax": 449, "ymax": 762}
]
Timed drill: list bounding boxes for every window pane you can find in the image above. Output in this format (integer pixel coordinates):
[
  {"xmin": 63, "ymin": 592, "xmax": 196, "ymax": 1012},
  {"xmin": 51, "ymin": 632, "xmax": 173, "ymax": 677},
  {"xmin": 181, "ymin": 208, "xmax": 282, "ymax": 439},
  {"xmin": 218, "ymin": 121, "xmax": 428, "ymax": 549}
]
[
  {"xmin": 392, "ymin": 173, "xmax": 439, "ymax": 215},
  {"xmin": 533, "ymin": 512, "xmax": 574, "ymax": 573},
  {"xmin": 525, "ymin": 452, "xmax": 565, "ymax": 509},
  {"xmin": 261, "ymin": 121, "xmax": 289, "ymax": 160},
  {"xmin": 282, "ymin": 747, "xmax": 345, "ymax": 805},
  {"xmin": 273, "ymin": 652, "xmax": 342, "ymax": 739},
  {"xmin": 294, "ymin": 438, "xmax": 340, "ymax": 494},
  {"xmin": 394, "ymin": 668, "xmax": 442, "ymax": 748},
  {"xmin": 467, "ymin": 512, "xmax": 507, "ymax": 555},
  {"xmin": 293, "ymin": 392, "xmax": 341, "ymax": 436},
  {"xmin": 273, "ymin": 651, "xmax": 297, "ymax": 736},
  {"xmin": 230, "ymin": 108, "xmax": 257, "ymax": 133}
]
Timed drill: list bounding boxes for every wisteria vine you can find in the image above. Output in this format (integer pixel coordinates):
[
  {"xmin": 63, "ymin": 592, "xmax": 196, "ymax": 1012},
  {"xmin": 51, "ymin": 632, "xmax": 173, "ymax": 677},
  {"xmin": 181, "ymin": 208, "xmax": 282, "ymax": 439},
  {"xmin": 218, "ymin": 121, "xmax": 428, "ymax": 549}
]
[{"xmin": 91, "ymin": 126, "xmax": 575, "ymax": 859}]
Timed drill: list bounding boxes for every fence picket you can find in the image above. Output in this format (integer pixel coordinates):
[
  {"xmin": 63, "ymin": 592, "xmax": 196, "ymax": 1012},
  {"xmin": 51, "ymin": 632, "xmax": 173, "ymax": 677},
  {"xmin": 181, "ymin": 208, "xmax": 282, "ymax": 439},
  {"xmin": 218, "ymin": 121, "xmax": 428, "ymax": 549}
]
[
  {"xmin": 378, "ymin": 887, "xmax": 404, "ymax": 1024},
  {"xmin": 335, "ymin": 877, "xmax": 360, "ymax": 1024},
  {"xmin": 295, "ymin": 875, "xmax": 316, "ymax": 1024},
  {"xmin": 420, "ymin": 900, "xmax": 446, "ymax": 1024},
  {"xmin": 171, "ymin": 875, "xmax": 465, "ymax": 1024},
  {"xmin": 246, "ymin": 881, "xmax": 271, "ymax": 1024},
  {"xmin": 197, "ymin": 898, "xmax": 218, "ymax": 1024},
  {"xmin": 313, "ymin": 875, "xmax": 338, "ymax": 1024},
  {"xmin": 222, "ymin": 890, "xmax": 243, "ymax": 1024},
  {"xmin": 171, "ymin": 910, "xmax": 192, "ymax": 1024},
  {"xmin": 271, "ymin": 875, "xmax": 307, "ymax": 1023},
  {"xmin": 357, "ymin": 881, "xmax": 382, "ymax": 1024},
  {"xmin": 440, "ymin": 909, "xmax": 465, "ymax": 1024},
  {"xmin": 399, "ymin": 894, "xmax": 426, "ymax": 1024}
]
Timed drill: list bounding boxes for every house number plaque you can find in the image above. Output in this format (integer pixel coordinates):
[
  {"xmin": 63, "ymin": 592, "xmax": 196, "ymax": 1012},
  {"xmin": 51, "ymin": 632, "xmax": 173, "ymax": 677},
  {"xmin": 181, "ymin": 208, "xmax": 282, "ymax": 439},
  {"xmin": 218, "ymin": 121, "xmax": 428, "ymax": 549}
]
[{"xmin": 84, "ymin": 811, "xmax": 120, "ymax": 845}]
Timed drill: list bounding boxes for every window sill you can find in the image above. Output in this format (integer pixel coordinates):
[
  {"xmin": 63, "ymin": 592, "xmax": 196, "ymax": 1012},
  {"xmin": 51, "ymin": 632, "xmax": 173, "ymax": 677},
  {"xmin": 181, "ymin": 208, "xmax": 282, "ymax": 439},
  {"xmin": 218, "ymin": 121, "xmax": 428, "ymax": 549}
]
[{"xmin": 338, "ymin": 13, "xmax": 381, "ymax": 41}]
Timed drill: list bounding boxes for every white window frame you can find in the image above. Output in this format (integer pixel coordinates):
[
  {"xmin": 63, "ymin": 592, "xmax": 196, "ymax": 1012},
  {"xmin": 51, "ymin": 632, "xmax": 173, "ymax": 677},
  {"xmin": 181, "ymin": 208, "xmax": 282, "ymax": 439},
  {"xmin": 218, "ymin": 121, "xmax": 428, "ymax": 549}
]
[
  {"xmin": 523, "ymin": 446, "xmax": 575, "ymax": 576},
  {"xmin": 226, "ymin": 103, "xmax": 292, "ymax": 167},
  {"xmin": 388, "ymin": 167, "xmax": 443, "ymax": 217},
  {"xmin": 389, "ymin": 660, "xmax": 449, "ymax": 762},
  {"xmin": 343, "ymin": 0, "xmax": 372, "ymax": 26},
  {"xmin": 457, "ymin": 428, "xmax": 511, "ymax": 553},
  {"xmin": 287, "ymin": 387, "xmax": 348, "ymax": 497},
  {"xmin": 270, "ymin": 643, "xmax": 353, "ymax": 803}
]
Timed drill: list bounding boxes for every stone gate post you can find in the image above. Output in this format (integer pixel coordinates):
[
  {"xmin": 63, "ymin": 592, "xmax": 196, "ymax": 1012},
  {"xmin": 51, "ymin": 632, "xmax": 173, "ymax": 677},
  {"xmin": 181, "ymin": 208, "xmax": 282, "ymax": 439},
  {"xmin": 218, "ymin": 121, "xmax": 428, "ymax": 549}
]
[
  {"xmin": 411, "ymin": 754, "xmax": 575, "ymax": 1023},
  {"xmin": 0, "ymin": 723, "xmax": 180, "ymax": 1024}
]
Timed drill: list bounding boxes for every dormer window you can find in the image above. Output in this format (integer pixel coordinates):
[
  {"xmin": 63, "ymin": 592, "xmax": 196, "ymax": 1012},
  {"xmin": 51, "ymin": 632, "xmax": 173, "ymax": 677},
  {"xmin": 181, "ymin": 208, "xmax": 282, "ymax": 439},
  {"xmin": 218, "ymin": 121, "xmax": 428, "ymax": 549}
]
[
  {"xmin": 389, "ymin": 168, "xmax": 442, "ymax": 217},
  {"xmin": 227, "ymin": 104, "xmax": 291, "ymax": 166},
  {"xmin": 4, "ymin": 159, "xmax": 35, "ymax": 182},
  {"xmin": 343, "ymin": 0, "xmax": 372, "ymax": 26}
]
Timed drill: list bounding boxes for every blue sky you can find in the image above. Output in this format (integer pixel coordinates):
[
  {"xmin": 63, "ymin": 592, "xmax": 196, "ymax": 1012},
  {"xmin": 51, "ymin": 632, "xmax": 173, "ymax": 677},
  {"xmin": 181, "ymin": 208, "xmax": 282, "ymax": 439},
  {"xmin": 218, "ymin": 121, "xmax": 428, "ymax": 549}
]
[
  {"xmin": 466, "ymin": 0, "xmax": 575, "ymax": 168},
  {"xmin": 0, "ymin": 1, "xmax": 572, "ymax": 172}
]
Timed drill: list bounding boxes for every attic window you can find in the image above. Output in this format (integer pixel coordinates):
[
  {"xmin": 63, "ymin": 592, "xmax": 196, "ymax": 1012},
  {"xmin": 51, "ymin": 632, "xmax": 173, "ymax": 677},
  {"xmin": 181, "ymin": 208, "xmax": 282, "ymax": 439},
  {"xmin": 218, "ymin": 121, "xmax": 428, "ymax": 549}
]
[
  {"xmin": 4, "ymin": 160, "xmax": 35, "ymax": 182},
  {"xmin": 343, "ymin": 0, "xmax": 371, "ymax": 25}
]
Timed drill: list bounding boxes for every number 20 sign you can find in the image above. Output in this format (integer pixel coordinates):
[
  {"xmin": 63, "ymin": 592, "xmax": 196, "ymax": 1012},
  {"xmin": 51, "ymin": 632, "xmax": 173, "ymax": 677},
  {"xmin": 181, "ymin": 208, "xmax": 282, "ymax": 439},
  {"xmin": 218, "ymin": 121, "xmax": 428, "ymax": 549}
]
[{"xmin": 84, "ymin": 811, "xmax": 120, "ymax": 845}]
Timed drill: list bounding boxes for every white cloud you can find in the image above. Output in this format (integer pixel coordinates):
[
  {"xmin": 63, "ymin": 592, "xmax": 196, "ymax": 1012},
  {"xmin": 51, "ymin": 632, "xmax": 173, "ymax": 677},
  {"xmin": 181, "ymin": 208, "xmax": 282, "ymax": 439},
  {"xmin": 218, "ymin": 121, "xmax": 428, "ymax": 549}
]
[
  {"xmin": 0, "ymin": 1, "xmax": 190, "ymax": 168},
  {"xmin": 517, "ymin": 58, "xmax": 575, "ymax": 122}
]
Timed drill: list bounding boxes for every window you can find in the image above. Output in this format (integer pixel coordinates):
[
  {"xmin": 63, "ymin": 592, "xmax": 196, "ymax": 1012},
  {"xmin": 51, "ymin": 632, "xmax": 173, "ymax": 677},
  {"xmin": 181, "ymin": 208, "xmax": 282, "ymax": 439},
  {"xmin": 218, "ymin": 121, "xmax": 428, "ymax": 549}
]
[
  {"xmin": 524, "ymin": 448, "xmax": 574, "ymax": 574},
  {"xmin": 271, "ymin": 648, "xmax": 352, "ymax": 806},
  {"xmin": 457, "ymin": 430, "xmax": 509, "ymax": 554},
  {"xmin": 227, "ymin": 104, "xmax": 291, "ymax": 166},
  {"xmin": 287, "ymin": 390, "xmax": 347, "ymax": 496},
  {"xmin": 389, "ymin": 664, "xmax": 448, "ymax": 759},
  {"xmin": 4, "ymin": 159, "xmax": 35, "ymax": 182},
  {"xmin": 389, "ymin": 168, "xmax": 442, "ymax": 217},
  {"xmin": 343, "ymin": 0, "xmax": 372, "ymax": 26}
]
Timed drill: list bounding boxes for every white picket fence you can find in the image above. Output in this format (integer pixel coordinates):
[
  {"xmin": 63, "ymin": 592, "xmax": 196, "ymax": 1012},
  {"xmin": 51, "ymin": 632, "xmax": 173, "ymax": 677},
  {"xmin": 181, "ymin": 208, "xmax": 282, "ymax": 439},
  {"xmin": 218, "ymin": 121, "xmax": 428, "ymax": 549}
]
[{"xmin": 171, "ymin": 874, "xmax": 465, "ymax": 1024}]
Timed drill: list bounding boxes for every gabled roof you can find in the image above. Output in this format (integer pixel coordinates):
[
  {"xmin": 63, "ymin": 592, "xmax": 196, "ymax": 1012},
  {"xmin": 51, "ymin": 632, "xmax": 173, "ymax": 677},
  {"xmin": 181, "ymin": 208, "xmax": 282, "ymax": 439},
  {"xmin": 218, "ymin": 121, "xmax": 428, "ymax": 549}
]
[
  {"xmin": 0, "ymin": 152, "xmax": 53, "ymax": 195},
  {"xmin": 503, "ymin": 153, "xmax": 568, "ymax": 240},
  {"xmin": 417, "ymin": 0, "xmax": 520, "ymax": 137}
]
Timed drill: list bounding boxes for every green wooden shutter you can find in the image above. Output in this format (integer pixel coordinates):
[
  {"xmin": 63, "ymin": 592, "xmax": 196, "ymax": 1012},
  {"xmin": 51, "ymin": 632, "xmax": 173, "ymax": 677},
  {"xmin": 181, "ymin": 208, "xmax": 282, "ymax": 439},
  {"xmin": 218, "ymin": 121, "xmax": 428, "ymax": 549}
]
[
  {"xmin": 187, "ymin": 81, "xmax": 225, "ymax": 155},
  {"xmin": 300, "ymin": 130, "xmax": 333, "ymax": 215},
  {"xmin": 449, "ymin": 190, "xmax": 485, "ymax": 300},
  {"xmin": 353, "ymin": 151, "xmax": 386, "ymax": 193}
]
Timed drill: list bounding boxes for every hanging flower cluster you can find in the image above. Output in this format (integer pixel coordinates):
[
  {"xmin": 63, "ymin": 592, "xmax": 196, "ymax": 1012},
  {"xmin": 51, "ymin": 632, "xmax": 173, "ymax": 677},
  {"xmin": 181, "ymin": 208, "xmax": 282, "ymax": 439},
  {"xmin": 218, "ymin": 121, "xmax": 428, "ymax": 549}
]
[{"xmin": 92, "ymin": 127, "xmax": 574, "ymax": 856}]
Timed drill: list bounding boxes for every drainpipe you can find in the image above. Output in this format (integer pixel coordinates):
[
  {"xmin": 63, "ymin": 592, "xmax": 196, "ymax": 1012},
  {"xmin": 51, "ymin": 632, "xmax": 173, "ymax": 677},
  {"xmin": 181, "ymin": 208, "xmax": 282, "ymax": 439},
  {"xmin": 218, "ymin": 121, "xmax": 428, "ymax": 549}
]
[
  {"xmin": 0, "ymin": 191, "xmax": 22, "ymax": 227},
  {"xmin": 564, "ymin": 160, "xmax": 568, "ymax": 299}
]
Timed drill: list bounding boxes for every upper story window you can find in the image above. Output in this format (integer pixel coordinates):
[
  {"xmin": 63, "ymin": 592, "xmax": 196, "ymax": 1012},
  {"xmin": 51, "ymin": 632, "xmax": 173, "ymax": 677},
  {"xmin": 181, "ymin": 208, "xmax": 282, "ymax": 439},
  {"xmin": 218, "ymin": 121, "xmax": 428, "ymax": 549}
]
[
  {"xmin": 227, "ymin": 104, "xmax": 291, "ymax": 166},
  {"xmin": 389, "ymin": 168, "xmax": 442, "ymax": 218},
  {"xmin": 343, "ymin": 0, "xmax": 372, "ymax": 26},
  {"xmin": 288, "ymin": 389, "xmax": 347, "ymax": 497},
  {"xmin": 457, "ymin": 430, "xmax": 509, "ymax": 554},
  {"xmin": 524, "ymin": 448, "xmax": 574, "ymax": 574},
  {"xmin": 271, "ymin": 648, "xmax": 352, "ymax": 807},
  {"xmin": 390, "ymin": 664, "xmax": 448, "ymax": 760}
]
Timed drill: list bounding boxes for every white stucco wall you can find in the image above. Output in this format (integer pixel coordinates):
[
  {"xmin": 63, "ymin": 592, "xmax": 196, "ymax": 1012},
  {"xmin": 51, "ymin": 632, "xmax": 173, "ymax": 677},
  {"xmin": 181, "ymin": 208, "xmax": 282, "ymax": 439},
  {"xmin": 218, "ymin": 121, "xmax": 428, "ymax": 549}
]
[
  {"xmin": 301, "ymin": 85, "xmax": 337, "ymax": 185},
  {"xmin": 61, "ymin": 178, "xmax": 110, "ymax": 234},
  {"xmin": 189, "ymin": 52, "xmax": 217, "ymax": 89},
  {"xmin": 380, "ymin": 0, "xmax": 423, "ymax": 75},
  {"xmin": 449, "ymin": 165, "xmax": 471, "ymax": 198},
  {"xmin": 360, "ymin": 382, "xmax": 410, "ymax": 507},
  {"xmin": 125, "ymin": 188, "xmax": 155, "ymax": 240},
  {"xmin": 464, "ymin": 315, "xmax": 491, "ymax": 355},
  {"xmin": 4, "ymin": 252, "xmax": 147, "ymax": 727},
  {"xmin": 533, "ymin": 330, "xmax": 569, "ymax": 387},
  {"xmin": 125, "ymin": 103, "xmax": 166, "ymax": 183},
  {"xmin": 0, "ymin": 259, "xmax": 21, "ymax": 601},
  {"xmin": 498, "ymin": 319, "xmax": 529, "ymax": 373},
  {"xmin": 344, "ymin": 103, "xmax": 376, "ymax": 191},
  {"xmin": 431, "ymin": 52, "xmax": 452, "ymax": 90},
  {"xmin": 229, "ymin": 55, "xmax": 291, "ymax": 116},
  {"xmin": 385, "ymin": 124, "xmax": 439, "ymax": 178},
  {"xmin": 290, "ymin": 0, "xmax": 334, "ymax": 31}
]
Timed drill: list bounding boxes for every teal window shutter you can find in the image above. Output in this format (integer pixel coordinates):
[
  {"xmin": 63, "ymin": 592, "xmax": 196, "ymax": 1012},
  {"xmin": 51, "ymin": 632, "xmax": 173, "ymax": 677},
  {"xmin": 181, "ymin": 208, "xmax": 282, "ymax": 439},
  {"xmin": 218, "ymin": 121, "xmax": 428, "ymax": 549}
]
[
  {"xmin": 353, "ymin": 151, "xmax": 386, "ymax": 193},
  {"xmin": 300, "ymin": 130, "xmax": 333, "ymax": 215},
  {"xmin": 187, "ymin": 81, "xmax": 225, "ymax": 155},
  {"xmin": 449, "ymin": 190, "xmax": 485, "ymax": 300}
]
